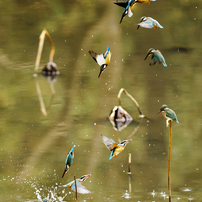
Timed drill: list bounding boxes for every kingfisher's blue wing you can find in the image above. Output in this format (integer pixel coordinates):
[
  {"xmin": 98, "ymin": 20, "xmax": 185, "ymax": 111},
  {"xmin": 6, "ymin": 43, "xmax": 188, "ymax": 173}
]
[
  {"xmin": 165, "ymin": 108, "xmax": 179, "ymax": 123},
  {"xmin": 62, "ymin": 147, "xmax": 74, "ymax": 178},
  {"xmin": 147, "ymin": 17, "xmax": 163, "ymax": 28},
  {"xmin": 149, "ymin": 54, "xmax": 159, "ymax": 66},
  {"xmin": 104, "ymin": 47, "xmax": 110, "ymax": 58},
  {"xmin": 155, "ymin": 50, "xmax": 167, "ymax": 67},
  {"xmin": 109, "ymin": 147, "xmax": 117, "ymax": 160}
]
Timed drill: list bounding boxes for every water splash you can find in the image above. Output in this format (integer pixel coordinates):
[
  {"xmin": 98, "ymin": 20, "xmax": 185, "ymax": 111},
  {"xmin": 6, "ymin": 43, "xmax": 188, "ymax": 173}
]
[{"xmin": 24, "ymin": 179, "xmax": 67, "ymax": 202}]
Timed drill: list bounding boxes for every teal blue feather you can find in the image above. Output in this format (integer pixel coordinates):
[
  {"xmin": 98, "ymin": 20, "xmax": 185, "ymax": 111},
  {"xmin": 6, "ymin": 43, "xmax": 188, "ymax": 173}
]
[{"xmin": 62, "ymin": 147, "xmax": 74, "ymax": 178}]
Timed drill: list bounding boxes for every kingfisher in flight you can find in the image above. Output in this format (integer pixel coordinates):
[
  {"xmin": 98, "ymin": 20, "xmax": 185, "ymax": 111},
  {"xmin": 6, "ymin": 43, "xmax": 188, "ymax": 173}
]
[
  {"xmin": 144, "ymin": 48, "xmax": 167, "ymax": 67},
  {"xmin": 114, "ymin": 0, "xmax": 136, "ymax": 23},
  {"xmin": 89, "ymin": 46, "xmax": 112, "ymax": 78},
  {"xmin": 101, "ymin": 134, "xmax": 133, "ymax": 160},
  {"xmin": 137, "ymin": 16, "xmax": 163, "ymax": 29},
  {"xmin": 157, "ymin": 104, "xmax": 179, "ymax": 127},
  {"xmin": 63, "ymin": 173, "xmax": 93, "ymax": 194},
  {"xmin": 62, "ymin": 147, "xmax": 74, "ymax": 178}
]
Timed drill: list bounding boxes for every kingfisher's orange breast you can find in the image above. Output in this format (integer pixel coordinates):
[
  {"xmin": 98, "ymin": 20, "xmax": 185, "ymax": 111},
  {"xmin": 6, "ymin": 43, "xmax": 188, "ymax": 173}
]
[{"xmin": 105, "ymin": 51, "xmax": 112, "ymax": 65}]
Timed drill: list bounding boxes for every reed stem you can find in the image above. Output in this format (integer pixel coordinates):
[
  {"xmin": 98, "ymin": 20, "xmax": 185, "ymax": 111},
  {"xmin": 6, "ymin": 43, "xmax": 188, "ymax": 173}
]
[
  {"xmin": 168, "ymin": 121, "xmax": 172, "ymax": 202},
  {"xmin": 74, "ymin": 175, "xmax": 78, "ymax": 202}
]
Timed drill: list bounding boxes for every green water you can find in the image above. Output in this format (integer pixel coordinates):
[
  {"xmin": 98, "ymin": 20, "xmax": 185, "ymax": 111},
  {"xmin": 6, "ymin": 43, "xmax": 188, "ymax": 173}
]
[{"xmin": 0, "ymin": 0, "xmax": 201, "ymax": 201}]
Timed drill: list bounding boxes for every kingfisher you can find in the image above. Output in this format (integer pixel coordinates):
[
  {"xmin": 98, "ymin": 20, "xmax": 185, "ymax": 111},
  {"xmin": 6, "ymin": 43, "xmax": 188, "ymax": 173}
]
[
  {"xmin": 137, "ymin": 16, "xmax": 163, "ymax": 29},
  {"xmin": 89, "ymin": 46, "xmax": 112, "ymax": 78},
  {"xmin": 62, "ymin": 147, "xmax": 74, "ymax": 178},
  {"xmin": 101, "ymin": 134, "xmax": 133, "ymax": 160},
  {"xmin": 136, "ymin": 0, "xmax": 156, "ymax": 5},
  {"xmin": 157, "ymin": 104, "xmax": 179, "ymax": 127},
  {"xmin": 114, "ymin": 0, "xmax": 136, "ymax": 23},
  {"xmin": 144, "ymin": 48, "xmax": 167, "ymax": 67},
  {"xmin": 63, "ymin": 173, "xmax": 93, "ymax": 194}
]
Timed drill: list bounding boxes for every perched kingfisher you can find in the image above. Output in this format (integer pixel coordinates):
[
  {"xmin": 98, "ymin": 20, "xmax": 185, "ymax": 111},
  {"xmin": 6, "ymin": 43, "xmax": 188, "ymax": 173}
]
[
  {"xmin": 137, "ymin": 16, "xmax": 163, "ymax": 29},
  {"xmin": 157, "ymin": 104, "xmax": 179, "ymax": 127},
  {"xmin": 62, "ymin": 147, "xmax": 74, "ymax": 178},
  {"xmin": 136, "ymin": 0, "xmax": 156, "ymax": 5},
  {"xmin": 101, "ymin": 134, "xmax": 133, "ymax": 160},
  {"xmin": 89, "ymin": 46, "xmax": 112, "ymax": 78},
  {"xmin": 144, "ymin": 48, "xmax": 167, "ymax": 67},
  {"xmin": 63, "ymin": 173, "xmax": 93, "ymax": 194}
]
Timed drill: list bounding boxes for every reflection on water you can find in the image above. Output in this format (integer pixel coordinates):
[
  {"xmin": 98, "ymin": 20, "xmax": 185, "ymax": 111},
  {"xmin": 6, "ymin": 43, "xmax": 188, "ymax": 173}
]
[{"xmin": 0, "ymin": 0, "xmax": 202, "ymax": 201}]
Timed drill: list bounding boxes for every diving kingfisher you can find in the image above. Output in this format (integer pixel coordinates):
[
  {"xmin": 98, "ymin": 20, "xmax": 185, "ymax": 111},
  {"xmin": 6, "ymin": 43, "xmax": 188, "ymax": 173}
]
[
  {"xmin": 89, "ymin": 46, "xmax": 112, "ymax": 78},
  {"xmin": 137, "ymin": 16, "xmax": 163, "ymax": 29},
  {"xmin": 101, "ymin": 134, "xmax": 133, "ymax": 160},
  {"xmin": 62, "ymin": 147, "xmax": 74, "ymax": 178},
  {"xmin": 157, "ymin": 104, "xmax": 179, "ymax": 127},
  {"xmin": 63, "ymin": 173, "xmax": 93, "ymax": 194},
  {"xmin": 144, "ymin": 48, "xmax": 167, "ymax": 67},
  {"xmin": 114, "ymin": 0, "xmax": 136, "ymax": 23},
  {"xmin": 136, "ymin": 0, "xmax": 156, "ymax": 5}
]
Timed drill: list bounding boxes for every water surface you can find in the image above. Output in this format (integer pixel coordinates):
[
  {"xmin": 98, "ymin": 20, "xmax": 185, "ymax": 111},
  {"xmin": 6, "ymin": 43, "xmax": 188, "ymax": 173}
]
[{"xmin": 0, "ymin": 0, "xmax": 201, "ymax": 201}]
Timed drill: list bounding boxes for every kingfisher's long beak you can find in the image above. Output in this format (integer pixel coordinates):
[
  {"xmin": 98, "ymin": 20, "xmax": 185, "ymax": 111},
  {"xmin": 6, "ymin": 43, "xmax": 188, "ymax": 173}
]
[
  {"xmin": 157, "ymin": 110, "xmax": 162, "ymax": 115},
  {"xmin": 86, "ymin": 173, "xmax": 93, "ymax": 178},
  {"xmin": 120, "ymin": 11, "xmax": 127, "ymax": 24},
  {"xmin": 137, "ymin": 25, "xmax": 140, "ymax": 30},
  {"xmin": 126, "ymin": 139, "xmax": 133, "ymax": 143},
  {"xmin": 144, "ymin": 53, "xmax": 150, "ymax": 60}
]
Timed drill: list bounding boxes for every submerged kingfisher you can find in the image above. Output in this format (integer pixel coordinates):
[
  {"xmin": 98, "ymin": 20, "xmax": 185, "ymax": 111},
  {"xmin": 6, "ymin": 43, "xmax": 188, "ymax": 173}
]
[
  {"xmin": 144, "ymin": 48, "xmax": 167, "ymax": 67},
  {"xmin": 136, "ymin": 0, "xmax": 156, "ymax": 5},
  {"xmin": 157, "ymin": 104, "xmax": 179, "ymax": 127},
  {"xmin": 101, "ymin": 134, "xmax": 133, "ymax": 160},
  {"xmin": 63, "ymin": 173, "xmax": 93, "ymax": 194},
  {"xmin": 137, "ymin": 16, "xmax": 163, "ymax": 29},
  {"xmin": 114, "ymin": 0, "xmax": 136, "ymax": 23},
  {"xmin": 62, "ymin": 147, "xmax": 74, "ymax": 178},
  {"xmin": 89, "ymin": 46, "xmax": 112, "ymax": 78}
]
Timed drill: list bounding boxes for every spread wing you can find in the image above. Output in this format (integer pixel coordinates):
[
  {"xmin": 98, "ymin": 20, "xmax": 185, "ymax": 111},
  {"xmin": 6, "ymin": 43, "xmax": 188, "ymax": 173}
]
[
  {"xmin": 72, "ymin": 183, "xmax": 92, "ymax": 194},
  {"xmin": 147, "ymin": 17, "xmax": 163, "ymax": 28},
  {"xmin": 89, "ymin": 51, "xmax": 105, "ymax": 66},
  {"xmin": 64, "ymin": 180, "xmax": 92, "ymax": 194},
  {"xmin": 138, "ymin": 21, "xmax": 154, "ymax": 29},
  {"xmin": 114, "ymin": 1, "xmax": 128, "ymax": 8},
  {"xmin": 101, "ymin": 134, "xmax": 117, "ymax": 151}
]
